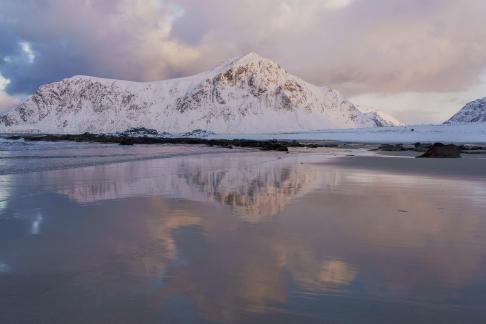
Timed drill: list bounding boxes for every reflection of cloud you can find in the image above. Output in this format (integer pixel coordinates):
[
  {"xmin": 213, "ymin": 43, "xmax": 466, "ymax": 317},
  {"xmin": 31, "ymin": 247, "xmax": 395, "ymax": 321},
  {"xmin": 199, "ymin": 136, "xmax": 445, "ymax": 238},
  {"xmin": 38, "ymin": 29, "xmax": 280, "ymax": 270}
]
[
  {"xmin": 48, "ymin": 153, "xmax": 486, "ymax": 309},
  {"xmin": 159, "ymin": 165, "xmax": 486, "ymax": 320},
  {"xmin": 314, "ymin": 169, "xmax": 486, "ymax": 298},
  {"xmin": 116, "ymin": 200, "xmax": 202, "ymax": 280},
  {"xmin": 30, "ymin": 212, "xmax": 43, "ymax": 235},
  {"xmin": 3, "ymin": 151, "xmax": 486, "ymax": 322},
  {"xmin": 0, "ymin": 175, "xmax": 12, "ymax": 214},
  {"xmin": 153, "ymin": 209, "xmax": 201, "ymax": 262},
  {"xmin": 319, "ymin": 260, "xmax": 356, "ymax": 287},
  {"xmin": 0, "ymin": 262, "xmax": 9, "ymax": 273}
]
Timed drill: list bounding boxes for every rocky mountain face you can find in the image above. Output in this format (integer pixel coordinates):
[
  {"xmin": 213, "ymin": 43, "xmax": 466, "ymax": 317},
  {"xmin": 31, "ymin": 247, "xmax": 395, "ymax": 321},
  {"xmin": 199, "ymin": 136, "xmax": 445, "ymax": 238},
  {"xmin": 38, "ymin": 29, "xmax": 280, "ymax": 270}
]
[
  {"xmin": 445, "ymin": 97, "xmax": 486, "ymax": 124},
  {"xmin": 1, "ymin": 53, "xmax": 393, "ymax": 134},
  {"xmin": 446, "ymin": 97, "xmax": 486, "ymax": 124}
]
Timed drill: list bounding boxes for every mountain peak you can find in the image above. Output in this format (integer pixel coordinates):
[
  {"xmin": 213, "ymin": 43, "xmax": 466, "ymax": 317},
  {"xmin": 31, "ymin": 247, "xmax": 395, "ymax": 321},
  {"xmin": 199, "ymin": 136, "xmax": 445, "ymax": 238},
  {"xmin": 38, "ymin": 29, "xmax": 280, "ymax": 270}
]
[
  {"xmin": 357, "ymin": 106, "xmax": 402, "ymax": 126},
  {"xmin": 225, "ymin": 52, "xmax": 279, "ymax": 69},
  {"xmin": 235, "ymin": 52, "xmax": 267, "ymax": 62}
]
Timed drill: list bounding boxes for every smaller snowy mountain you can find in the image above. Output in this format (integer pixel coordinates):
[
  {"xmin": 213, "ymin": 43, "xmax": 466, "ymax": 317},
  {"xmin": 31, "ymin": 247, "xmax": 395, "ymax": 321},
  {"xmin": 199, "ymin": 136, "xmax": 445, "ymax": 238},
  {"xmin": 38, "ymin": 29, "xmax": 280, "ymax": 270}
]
[
  {"xmin": 356, "ymin": 106, "xmax": 402, "ymax": 127},
  {"xmin": 446, "ymin": 97, "xmax": 486, "ymax": 124}
]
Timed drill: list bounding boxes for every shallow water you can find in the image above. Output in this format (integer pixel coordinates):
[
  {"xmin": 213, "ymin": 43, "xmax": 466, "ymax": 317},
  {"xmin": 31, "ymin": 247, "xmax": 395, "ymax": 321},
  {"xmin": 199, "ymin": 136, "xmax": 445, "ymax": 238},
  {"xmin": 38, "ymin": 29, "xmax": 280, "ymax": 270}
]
[{"xmin": 1, "ymin": 141, "xmax": 486, "ymax": 323}]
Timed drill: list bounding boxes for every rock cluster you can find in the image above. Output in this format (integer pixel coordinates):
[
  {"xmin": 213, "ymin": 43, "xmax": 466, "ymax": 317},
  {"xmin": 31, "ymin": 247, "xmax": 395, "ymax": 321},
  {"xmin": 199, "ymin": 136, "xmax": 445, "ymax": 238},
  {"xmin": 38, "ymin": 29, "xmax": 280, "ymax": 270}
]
[
  {"xmin": 418, "ymin": 143, "xmax": 462, "ymax": 158},
  {"xmin": 12, "ymin": 133, "xmax": 326, "ymax": 152}
]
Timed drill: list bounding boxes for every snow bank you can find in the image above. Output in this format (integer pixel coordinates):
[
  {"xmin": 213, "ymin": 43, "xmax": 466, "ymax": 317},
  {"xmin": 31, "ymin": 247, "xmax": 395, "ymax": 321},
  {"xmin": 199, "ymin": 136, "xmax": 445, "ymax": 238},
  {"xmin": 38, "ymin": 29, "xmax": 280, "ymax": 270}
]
[{"xmin": 210, "ymin": 123, "xmax": 486, "ymax": 144}]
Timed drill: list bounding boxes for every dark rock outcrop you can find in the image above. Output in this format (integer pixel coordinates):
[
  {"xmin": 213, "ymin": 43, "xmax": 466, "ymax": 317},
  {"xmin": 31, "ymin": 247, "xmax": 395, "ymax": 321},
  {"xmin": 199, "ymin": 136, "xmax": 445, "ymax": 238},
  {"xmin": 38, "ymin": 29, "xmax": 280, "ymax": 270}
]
[
  {"xmin": 378, "ymin": 144, "xmax": 408, "ymax": 152},
  {"xmin": 121, "ymin": 127, "xmax": 159, "ymax": 136},
  {"xmin": 11, "ymin": 133, "xmax": 324, "ymax": 152},
  {"xmin": 418, "ymin": 143, "xmax": 462, "ymax": 158}
]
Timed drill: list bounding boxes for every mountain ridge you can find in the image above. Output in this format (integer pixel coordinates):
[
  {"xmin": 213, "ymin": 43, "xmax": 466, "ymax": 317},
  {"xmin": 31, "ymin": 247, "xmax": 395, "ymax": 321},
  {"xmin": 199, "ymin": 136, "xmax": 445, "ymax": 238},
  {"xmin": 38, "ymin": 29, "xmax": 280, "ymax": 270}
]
[
  {"xmin": 0, "ymin": 53, "xmax": 399, "ymax": 134},
  {"xmin": 446, "ymin": 97, "xmax": 486, "ymax": 124}
]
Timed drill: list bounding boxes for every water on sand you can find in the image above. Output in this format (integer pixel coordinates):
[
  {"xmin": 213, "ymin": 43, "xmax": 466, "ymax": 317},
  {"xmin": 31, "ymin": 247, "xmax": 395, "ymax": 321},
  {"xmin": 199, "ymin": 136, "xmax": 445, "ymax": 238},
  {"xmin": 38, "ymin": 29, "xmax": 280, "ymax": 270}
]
[{"xmin": 1, "ymin": 140, "xmax": 486, "ymax": 323}]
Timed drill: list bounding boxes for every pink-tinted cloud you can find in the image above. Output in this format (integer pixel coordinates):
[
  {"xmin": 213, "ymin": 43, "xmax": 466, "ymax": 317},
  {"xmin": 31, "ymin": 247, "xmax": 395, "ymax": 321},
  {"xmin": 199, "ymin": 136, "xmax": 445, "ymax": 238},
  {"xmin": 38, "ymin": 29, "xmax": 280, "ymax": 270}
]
[
  {"xmin": 0, "ymin": 90, "xmax": 20, "ymax": 112},
  {"xmin": 1, "ymin": 0, "xmax": 485, "ymax": 100},
  {"xmin": 172, "ymin": 0, "xmax": 486, "ymax": 95}
]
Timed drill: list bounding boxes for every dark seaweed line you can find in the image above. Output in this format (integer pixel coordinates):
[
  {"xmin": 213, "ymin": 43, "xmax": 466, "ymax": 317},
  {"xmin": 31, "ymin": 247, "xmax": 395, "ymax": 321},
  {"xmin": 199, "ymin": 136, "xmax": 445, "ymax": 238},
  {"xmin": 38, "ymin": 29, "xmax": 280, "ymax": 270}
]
[{"xmin": 9, "ymin": 133, "xmax": 324, "ymax": 152}]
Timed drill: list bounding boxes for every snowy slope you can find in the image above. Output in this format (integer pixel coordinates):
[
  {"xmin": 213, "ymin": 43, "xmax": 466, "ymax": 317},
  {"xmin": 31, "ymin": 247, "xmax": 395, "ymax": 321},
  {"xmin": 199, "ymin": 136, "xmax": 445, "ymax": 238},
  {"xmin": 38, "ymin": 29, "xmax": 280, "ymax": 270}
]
[
  {"xmin": 357, "ymin": 106, "xmax": 402, "ymax": 126},
  {"xmin": 210, "ymin": 123, "xmax": 486, "ymax": 144},
  {"xmin": 446, "ymin": 97, "xmax": 486, "ymax": 124},
  {"xmin": 1, "ymin": 53, "xmax": 386, "ymax": 134}
]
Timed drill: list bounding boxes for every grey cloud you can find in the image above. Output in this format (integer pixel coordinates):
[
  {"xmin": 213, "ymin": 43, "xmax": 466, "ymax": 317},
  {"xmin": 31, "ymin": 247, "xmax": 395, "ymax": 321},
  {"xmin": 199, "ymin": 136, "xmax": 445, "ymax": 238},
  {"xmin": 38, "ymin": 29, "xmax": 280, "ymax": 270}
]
[
  {"xmin": 0, "ymin": 0, "xmax": 485, "ymax": 100},
  {"xmin": 173, "ymin": 0, "xmax": 486, "ymax": 95},
  {"xmin": 0, "ymin": 0, "xmax": 199, "ymax": 95}
]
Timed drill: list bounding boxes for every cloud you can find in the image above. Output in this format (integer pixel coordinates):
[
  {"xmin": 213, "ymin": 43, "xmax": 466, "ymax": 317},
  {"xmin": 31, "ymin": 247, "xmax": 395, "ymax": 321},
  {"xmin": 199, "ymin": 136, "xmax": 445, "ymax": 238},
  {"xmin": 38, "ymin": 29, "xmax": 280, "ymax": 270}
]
[
  {"xmin": 0, "ymin": 90, "xmax": 20, "ymax": 112},
  {"xmin": 0, "ymin": 73, "xmax": 20, "ymax": 112},
  {"xmin": 322, "ymin": 0, "xmax": 354, "ymax": 10},
  {"xmin": 0, "ymin": 0, "xmax": 485, "ymax": 121},
  {"xmin": 173, "ymin": 0, "xmax": 486, "ymax": 95},
  {"xmin": 0, "ymin": 0, "xmax": 199, "ymax": 94},
  {"xmin": 351, "ymin": 70, "xmax": 486, "ymax": 124},
  {"xmin": 19, "ymin": 42, "xmax": 35, "ymax": 64},
  {"xmin": 0, "ymin": 74, "xmax": 10, "ymax": 91}
]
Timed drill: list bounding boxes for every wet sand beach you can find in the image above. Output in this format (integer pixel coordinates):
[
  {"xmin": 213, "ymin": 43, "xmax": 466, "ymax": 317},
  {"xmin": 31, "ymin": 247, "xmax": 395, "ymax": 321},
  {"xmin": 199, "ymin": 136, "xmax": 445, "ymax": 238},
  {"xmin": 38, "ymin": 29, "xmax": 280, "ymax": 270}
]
[
  {"xmin": 325, "ymin": 153, "xmax": 486, "ymax": 180},
  {"xmin": 1, "ymin": 140, "xmax": 486, "ymax": 323}
]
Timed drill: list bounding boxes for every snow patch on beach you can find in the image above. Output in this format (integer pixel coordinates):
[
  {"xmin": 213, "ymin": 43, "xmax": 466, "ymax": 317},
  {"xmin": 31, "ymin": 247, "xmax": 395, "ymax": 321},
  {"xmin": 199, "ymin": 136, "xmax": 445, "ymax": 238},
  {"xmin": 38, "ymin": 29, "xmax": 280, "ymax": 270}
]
[{"xmin": 209, "ymin": 123, "xmax": 486, "ymax": 144}]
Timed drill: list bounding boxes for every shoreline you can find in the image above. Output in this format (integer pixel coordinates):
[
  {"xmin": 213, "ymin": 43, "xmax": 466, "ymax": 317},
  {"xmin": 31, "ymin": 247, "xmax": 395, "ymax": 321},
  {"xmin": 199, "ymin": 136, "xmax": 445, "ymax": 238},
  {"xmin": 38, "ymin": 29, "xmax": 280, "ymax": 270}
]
[
  {"xmin": 2, "ymin": 123, "xmax": 486, "ymax": 147},
  {"xmin": 4, "ymin": 133, "xmax": 320, "ymax": 152},
  {"xmin": 3, "ymin": 133, "xmax": 486, "ymax": 155},
  {"xmin": 1, "ymin": 134, "xmax": 485, "ymax": 178}
]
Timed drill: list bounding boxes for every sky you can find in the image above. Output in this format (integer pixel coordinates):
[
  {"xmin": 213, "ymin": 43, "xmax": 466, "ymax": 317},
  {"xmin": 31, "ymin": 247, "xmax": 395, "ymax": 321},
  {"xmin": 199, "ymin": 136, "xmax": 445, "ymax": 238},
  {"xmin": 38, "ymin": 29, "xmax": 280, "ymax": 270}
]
[{"xmin": 0, "ymin": 0, "xmax": 485, "ymax": 124}]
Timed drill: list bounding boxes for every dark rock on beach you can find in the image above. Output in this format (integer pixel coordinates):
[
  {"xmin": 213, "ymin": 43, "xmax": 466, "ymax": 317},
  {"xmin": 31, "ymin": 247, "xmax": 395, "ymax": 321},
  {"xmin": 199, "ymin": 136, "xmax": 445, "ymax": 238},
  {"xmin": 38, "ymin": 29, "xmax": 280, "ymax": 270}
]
[
  {"xmin": 413, "ymin": 142, "xmax": 432, "ymax": 152},
  {"xmin": 182, "ymin": 129, "xmax": 216, "ymax": 138},
  {"xmin": 418, "ymin": 143, "xmax": 462, "ymax": 158},
  {"xmin": 379, "ymin": 144, "xmax": 408, "ymax": 151},
  {"xmin": 121, "ymin": 127, "xmax": 159, "ymax": 137}
]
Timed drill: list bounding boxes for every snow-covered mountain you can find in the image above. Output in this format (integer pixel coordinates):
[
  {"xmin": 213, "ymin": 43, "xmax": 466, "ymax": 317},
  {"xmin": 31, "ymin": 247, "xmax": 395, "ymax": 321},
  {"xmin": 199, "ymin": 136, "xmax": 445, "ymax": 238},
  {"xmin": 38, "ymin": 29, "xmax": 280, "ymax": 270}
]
[
  {"xmin": 1, "ymin": 53, "xmax": 389, "ymax": 134},
  {"xmin": 446, "ymin": 97, "xmax": 486, "ymax": 124},
  {"xmin": 356, "ymin": 106, "xmax": 402, "ymax": 127}
]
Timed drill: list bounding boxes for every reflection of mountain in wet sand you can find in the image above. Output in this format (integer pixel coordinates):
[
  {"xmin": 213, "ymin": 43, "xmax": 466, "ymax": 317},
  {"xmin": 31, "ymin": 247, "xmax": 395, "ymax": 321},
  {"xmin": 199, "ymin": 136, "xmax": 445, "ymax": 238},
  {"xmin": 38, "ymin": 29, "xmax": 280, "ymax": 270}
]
[
  {"xmin": 3, "ymin": 151, "xmax": 486, "ymax": 323},
  {"xmin": 55, "ymin": 153, "xmax": 331, "ymax": 222},
  {"xmin": 180, "ymin": 161, "xmax": 323, "ymax": 222},
  {"xmin": 148, "ymin": 170, "xmax": 486, "ymax": 322}
]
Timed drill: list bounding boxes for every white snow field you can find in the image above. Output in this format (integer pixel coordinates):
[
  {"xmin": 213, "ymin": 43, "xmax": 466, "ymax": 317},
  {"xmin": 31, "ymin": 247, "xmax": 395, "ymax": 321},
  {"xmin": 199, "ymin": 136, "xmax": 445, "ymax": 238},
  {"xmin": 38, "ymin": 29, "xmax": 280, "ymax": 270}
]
[{"xmin": 209, "ymin": 123, "xmax": 486, "ymax": 144}]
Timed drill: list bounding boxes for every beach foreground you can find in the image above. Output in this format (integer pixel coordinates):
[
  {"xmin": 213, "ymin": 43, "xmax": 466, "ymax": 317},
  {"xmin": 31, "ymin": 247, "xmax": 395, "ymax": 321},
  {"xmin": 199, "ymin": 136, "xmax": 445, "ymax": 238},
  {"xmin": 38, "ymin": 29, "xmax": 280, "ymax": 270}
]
[{"xmin": 1, "ymin": 140, "xmax": 486, "ymax": 323}]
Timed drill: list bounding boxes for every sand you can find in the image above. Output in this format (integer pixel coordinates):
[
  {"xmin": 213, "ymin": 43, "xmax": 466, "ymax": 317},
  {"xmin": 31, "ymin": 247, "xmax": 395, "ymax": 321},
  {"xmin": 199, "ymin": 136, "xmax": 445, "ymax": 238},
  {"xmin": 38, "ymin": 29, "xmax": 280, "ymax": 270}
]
[
  {"xmin": 1, "ymin": 142, "xmax": 486, "ymax": 323},
  {"xmin": 324, "ymin": 154, "xmax": 486, "ymax": 180}
]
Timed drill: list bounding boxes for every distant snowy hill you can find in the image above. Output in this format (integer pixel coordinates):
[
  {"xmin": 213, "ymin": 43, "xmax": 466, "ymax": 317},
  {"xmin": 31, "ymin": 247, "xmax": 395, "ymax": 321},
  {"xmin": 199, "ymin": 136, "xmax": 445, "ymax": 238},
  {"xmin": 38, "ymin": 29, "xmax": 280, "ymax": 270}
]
[
  {"xmin": 446, "ymin": 97, "xmax": 486, "ymax": 124},
  {"xmin": 357, "ymin": 106, "xmax": 402, "ymax": 127},
  {"xmin": 1, "ymin": 53, "xmax": 390, "ymax": 134}
]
